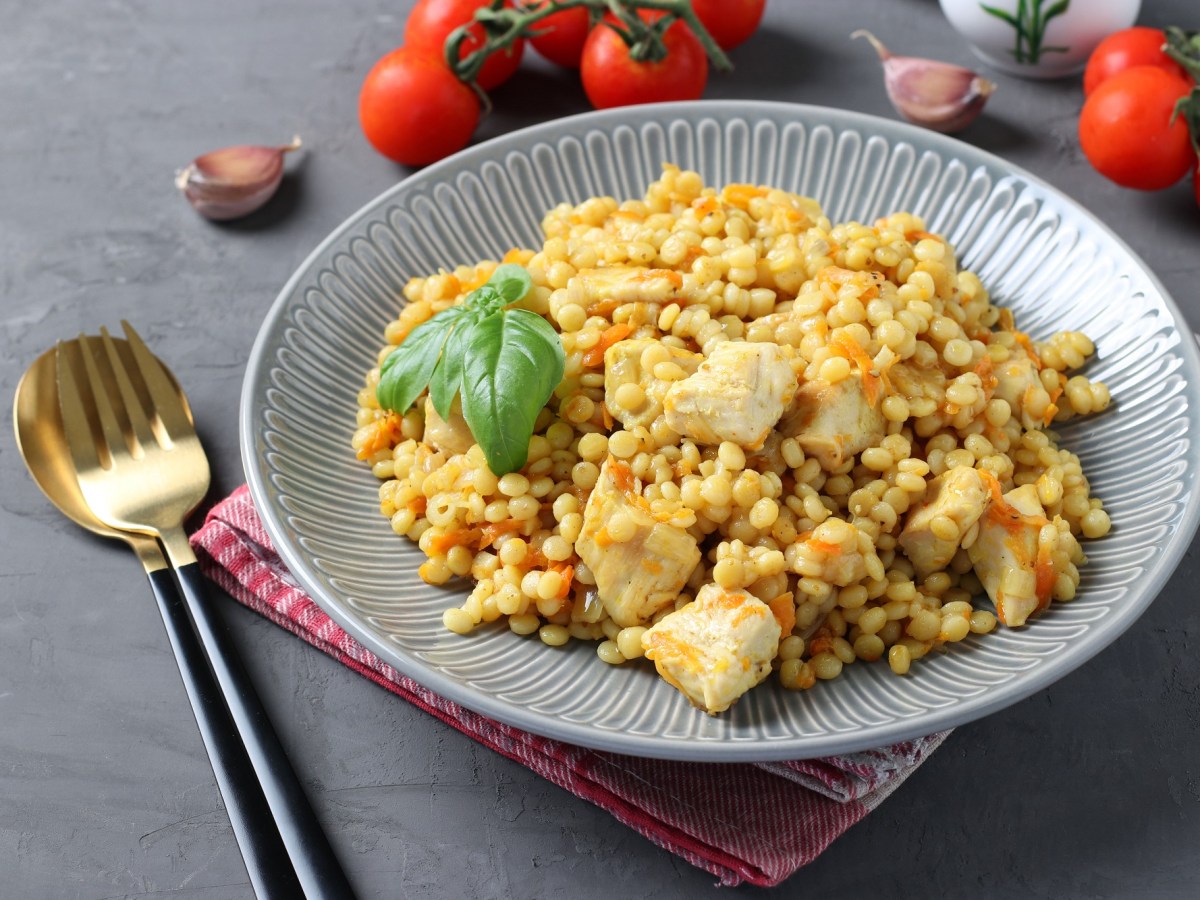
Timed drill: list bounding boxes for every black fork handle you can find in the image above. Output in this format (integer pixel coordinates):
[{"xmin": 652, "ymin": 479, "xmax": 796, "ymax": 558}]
[
  {"xmin": 146, "ymin": 566, "xmax": 305, "ymax": 899},
  {"xmin": 171, "ymin": 561, "xmax": 356, "ymax": 900}
]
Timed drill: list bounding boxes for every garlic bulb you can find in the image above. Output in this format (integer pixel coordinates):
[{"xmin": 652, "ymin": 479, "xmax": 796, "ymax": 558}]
[
  {"xmin": 176, "ymin": 136, "xmax": 302, "ymax": 221},
  {"xmin": 853, "ymin": 31, "xmax": 995, "ymax": 134}
]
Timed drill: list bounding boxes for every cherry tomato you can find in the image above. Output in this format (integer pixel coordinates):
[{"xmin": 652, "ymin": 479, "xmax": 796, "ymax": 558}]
[
  {"xmin": 1083, "ymin": 27, "xmax": 1188, "ymax": 96},
  {"xmin": 529, "ymin": 4, "xmax": 591, "ymax": 68},
  {"xmin": 404, "ymin": 0, "xmax": 524, "ymax": 91},
  {"xmin": 580, "ymin": 18, "xmax": 708, "ymax": 110},
  {"xmin": 359, "ymin": 47, "xmax": 480, "ymax": 166},
  {"xmin": 1078, "ymin": 66, "xmax": 1194, "ymax": 191},
  {"xmin": 690, "ymin": 0, "xmax": 766, "ymax": 51}
]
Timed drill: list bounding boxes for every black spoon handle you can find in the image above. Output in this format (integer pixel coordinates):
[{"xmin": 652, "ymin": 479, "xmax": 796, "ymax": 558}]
[
  {"xmin": 171, "ymin": 560, "xmax": 356, "ymax": 899},
  {"xmin": 145, "ymin": 566, "xmax": 305, "ymax": 899}
]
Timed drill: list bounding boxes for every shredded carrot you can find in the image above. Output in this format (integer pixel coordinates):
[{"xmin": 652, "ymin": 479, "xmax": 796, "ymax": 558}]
[
  {"xmin": 692, "ymin": 195, "xmax": 720, "ymax": 217},
  {"xmin": 502, "ymin": 247, "xmax": 533, "ymax": 265},
  {"xmin": 1012, "ymin": 329, "xmax": 1044, "ymax": 369},
  {"xmin": 807, "ymin": 628, "xmax": 835, "ymax": 657},
  {"xmin": 829, "ymin": 334, "xmax": 885, "ymax": 408},
  {"xmin": 427, "ymin": 529, "xmax": 476, "ymax": 556},
  {"xmin": 974, "ymin": 354, "xmax": 997, "ymax": 402},
  {"xmin": 407, "ymin": 496, "xmax": 427, "ymax": 516},
  {"xmin": 1034, "ymin": 542, "xmax": 1056, "ymax": 607},
  {"xmin": 480, "ymin": 520, "xmax": 522, "ymax": 546},
  {"xmin": 552, "ymin": 563, "xmax": 575, "ymax": 600},
  {"xmin": 767, "ymin": 592, "xmax": 796, "ymax": 637},
  {"xmin": 583, "ymin": 323, "xmax": 634, "ymax": 367},
  {"xmin": 356, "ymin": 412, "xmax": 404, "ymax": 460},
  {"xmin": 722, "ymin": 184, "xmax": 767, "ymax": 208},
  {"xmin": 904, "ymin": 229, "xmax": 939, "ymax": 243},
  {"xmin": 1044, "ymin": 385, "xmax": 1063, "ymax": 426}
]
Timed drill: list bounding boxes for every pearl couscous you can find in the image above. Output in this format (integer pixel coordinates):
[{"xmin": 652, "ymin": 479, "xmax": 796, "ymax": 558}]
[{"xmin": 352, "ymin": 164, "xmax": 1111, "ymax": 715}]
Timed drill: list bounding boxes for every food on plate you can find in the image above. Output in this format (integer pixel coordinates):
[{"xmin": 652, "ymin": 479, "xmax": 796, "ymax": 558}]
[
  {"xmin": 852, "ymin": 30, "xmax": 995, "ymax": 134},
  {"xmin": 352, "ymin": 164, "xmax": 1112, "ymax": 715}
]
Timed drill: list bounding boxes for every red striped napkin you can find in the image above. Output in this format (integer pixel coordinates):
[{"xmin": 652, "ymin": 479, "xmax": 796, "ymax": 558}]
[{"xmin": 190, "ymin": 485, "xmax": 948, "ymax": 887}]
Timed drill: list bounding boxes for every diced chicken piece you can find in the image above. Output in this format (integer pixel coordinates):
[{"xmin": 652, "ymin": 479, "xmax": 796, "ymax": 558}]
[
  {"xmin": 566, "ymin": 266, "xmax": 685, "ymax": 315},
  {"xmin": 777, "ymin": 376, "xmax": 885, "ymax": 471},
  {"xmin": 897, "ymin": 466, "xmax": 988, "ymax": 578},
  {"xmin": 887, "ymin": 360, "xmax": 946, "ymax": 405},
  {"xmin": 992, "ymin": 352, "xmax": 1059, "ymax": 431},
  {"xmin": 641, "ymin": 583, "xmax": 782, "ymax": 715},
  {"xmin": 663, "ymin": 342, "xmax": 797, "ymax": 450},
  {"xmin": 968, "ymin": 482, "xmax": 1071, "ymax": 627},
  {"xmin": 422, "ymin": 396, "xmax": 474, "ymax": 456},
  {"xmin": 791, "ymin": 518, "xmax": 873, "ymax": 586},
  {"xmin": 575, "ymin": 457, "xmax": 701, "ymax": 628},
  {"xmin": 604, "ymin": 339, "xmax": 702, "ymax": 429}
]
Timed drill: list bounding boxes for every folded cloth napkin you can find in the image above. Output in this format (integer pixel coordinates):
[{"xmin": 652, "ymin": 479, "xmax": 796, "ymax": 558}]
[{"xmin": 190, "ymin": 485, "xmax": 949, "ymax": 888}]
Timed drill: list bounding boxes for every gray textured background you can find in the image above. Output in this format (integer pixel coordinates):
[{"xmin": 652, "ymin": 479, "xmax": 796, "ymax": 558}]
[{"xmin": 3, "ymin": 1, "xmax": 1199, "ymax": 897}]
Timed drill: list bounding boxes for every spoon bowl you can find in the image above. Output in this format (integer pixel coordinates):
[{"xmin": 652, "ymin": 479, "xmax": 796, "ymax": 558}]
[{"xmin": 14, "ymin": 343, "xmax": 179, "ymax": 568}]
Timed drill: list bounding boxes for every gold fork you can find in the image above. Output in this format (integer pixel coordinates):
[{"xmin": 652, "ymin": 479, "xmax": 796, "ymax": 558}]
[{"xmin": 56, "ymin": 323, "xmax": 353, "ymax": 899}]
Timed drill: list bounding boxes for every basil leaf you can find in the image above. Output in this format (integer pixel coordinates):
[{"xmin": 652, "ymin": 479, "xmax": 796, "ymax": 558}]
[
  {"xmin": 460, "ymin": 309, "xmax": 565, "ymax": 476},
  {"xmin": 469, "ymin": 284, "xmax": 505, "ymax": 316},
  {"xmin": 376, "ymin": 307, "xmax": 466, "ymax": 415},
  {"xmin": 487, "ymin": 264, "xmax": 532, "ymax": 303},
  {"xmin": 428, "ymin": 309, "xmax": 477, "ymax": 421}
]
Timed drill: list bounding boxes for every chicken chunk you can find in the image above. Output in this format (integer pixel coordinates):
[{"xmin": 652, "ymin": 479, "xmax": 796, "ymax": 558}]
[
  {"xmin": 993, "ymin": 352, "xmax": 1060, "ymax": 431},
  {"xmin": 604, "ymin": 339, "xmax": 701, "ymax": 429},
  {"xmin": 575, "ymin": 457, "xmax": 701, "ymax": 628},
  {"xmin": 968, "ymin": 482, "xmax": 1075, "ymax": 627},
  {"xmin": 663, "ymin": 342, "xmax": 797, "ymax": 450},
  {"xmin": 566, "ymin": 266, "xmax": 685, "ymax": 315},
  {"xmin": 777, "ymin": 376, "xmax": 886, "ymax": 471},
  {"xmin": 641, "ymin": 583, "xmax": 782, "ymax": 715},
  {"xmin": 422, "ymin": 396, "xmax": 474, "ymax": 456},
  {"xmin": 898, "ymin": 466, "xmax": 988, "ymax": 578}
]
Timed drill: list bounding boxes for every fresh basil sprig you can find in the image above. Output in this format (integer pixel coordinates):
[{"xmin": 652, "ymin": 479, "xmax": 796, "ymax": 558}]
[{"xmin": 376, "ymin": 264, "xmax": 564, "ymax": 476}]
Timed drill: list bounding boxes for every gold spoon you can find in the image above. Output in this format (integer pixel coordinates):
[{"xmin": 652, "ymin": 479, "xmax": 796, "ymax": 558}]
[
  {"xmin": 13, "ymin": 346, "xmax": 169, "ymax": 571},
  {"xmin": 13, "ymin": 343, "xmax": 307, "ymax": 899},
  {"xmin": 15, "ymin": 335, "xmax": 351, "ymax": 899}
]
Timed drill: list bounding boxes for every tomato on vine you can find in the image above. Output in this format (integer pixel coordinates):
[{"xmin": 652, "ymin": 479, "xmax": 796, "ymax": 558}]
[
  {"xmin": 690, "ymin": 0, "xmax": 766, "ymax": 51},
  {"xmin": 1078, "ymin": 66, "xmax": 1194, "ymax": 191},
  {"xmin": 359, "ymin": 47, "xmax": 480, "ymax": 166},
  {"xmin": 405, "ymin": 0, "xmax": 525, "ymax": 91},
  {"xmin": 580, "ymin": 15, "xmax": 709, "ymax": 109},
  {"xmin": 1083, "ymin": 27, "xmax": 1188, "ymax": 96},
  {"xmin": 528, "ymin": 3, "xmax": 592, "ymax": 68}
]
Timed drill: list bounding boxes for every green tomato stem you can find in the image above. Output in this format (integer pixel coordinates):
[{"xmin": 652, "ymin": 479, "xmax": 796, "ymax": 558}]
[{"xmin": 444, "ymin": 0, "xmax": 732, "ymax": 96}]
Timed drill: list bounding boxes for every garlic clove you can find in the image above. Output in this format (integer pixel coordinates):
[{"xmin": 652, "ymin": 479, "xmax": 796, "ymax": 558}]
[
  {"xmin": 853, "ymin": 31, "xmax": 995, "ymax": 134},
  {"xmin": 175, "ymin": 136, "xmax": 302, "ymax": 221}
]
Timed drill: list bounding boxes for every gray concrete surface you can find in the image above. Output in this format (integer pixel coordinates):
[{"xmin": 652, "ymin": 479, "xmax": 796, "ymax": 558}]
[{"xmin": 3, "ymin": 1, "xmax": 1199, "ymax": 897}]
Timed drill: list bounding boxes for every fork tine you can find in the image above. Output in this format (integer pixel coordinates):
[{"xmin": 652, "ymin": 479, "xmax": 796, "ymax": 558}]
[
  {"xmin": 98, "ymin": 326, "xmax": 158, "ymax": 452},
  {"xmin": 76, "ymin": 333, "xmax": 132, "ymax": 464},
  {"xmin": 55, "ymin": 340, "xmax": 107, "ymax": 472},
  {"xmin": 120, "ymin": 320, "xmax": 193, "ymax": 440}
]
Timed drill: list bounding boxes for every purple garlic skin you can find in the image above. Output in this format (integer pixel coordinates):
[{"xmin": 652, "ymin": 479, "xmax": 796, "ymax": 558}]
[
  {"xmin": 176, "ymin": 136, "xmax": 301, "ymax": 220},
  {"xmin": 853, "ymin": 31, "xmax": 995, "ymax": 134}
]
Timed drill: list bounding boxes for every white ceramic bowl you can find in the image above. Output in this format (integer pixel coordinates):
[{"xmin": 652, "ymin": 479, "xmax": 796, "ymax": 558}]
[{"xmin": 939, "ymin": 0, "xmax": 1141, "ymax": 79}]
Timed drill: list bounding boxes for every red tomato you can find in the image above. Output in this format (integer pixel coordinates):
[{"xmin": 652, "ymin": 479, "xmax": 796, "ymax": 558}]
[
  {"xmin": 404, "ymin": 0, "xmax": 524, "ymax": 91},
  {"xmin": 1078, "ymin": 66, "xmax": 1194, "ymax": 190},
  {"xmin": 529, "ymin": 5, "xmax": 591, "ymax": 68},
  {"xmin": 690, "ymin": 0, "xmax": 766, "ymax": 51},
  {"xmin": 1083, "ymin": 27, "xmax": 1189, "ymax": 96},
  {"xmin": 359, "ymin": 47, "xmax": 480, "ymax": 166},
  {"xmin": 580, "ymin": 18, "xmax": 708, "ymax": 110}
]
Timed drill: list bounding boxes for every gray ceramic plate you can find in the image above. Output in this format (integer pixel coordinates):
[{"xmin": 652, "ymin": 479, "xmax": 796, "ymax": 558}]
[{"xmin": 241, "ymin": 101, "xmax": 1200, "ymax": 761}]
